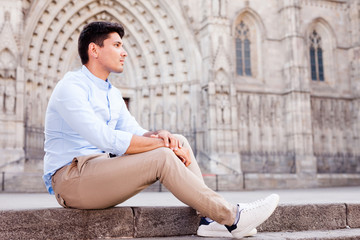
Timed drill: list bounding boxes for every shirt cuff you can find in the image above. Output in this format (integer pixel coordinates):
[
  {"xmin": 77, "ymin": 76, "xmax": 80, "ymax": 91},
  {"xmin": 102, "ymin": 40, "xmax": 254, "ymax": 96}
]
[
  {"xmin": 113, "ymin": 130, "xmax": 133, "ymax": 155},
  {"xmin": 136, "ymin": 128, "xmax": 148, "ymax": 136}
]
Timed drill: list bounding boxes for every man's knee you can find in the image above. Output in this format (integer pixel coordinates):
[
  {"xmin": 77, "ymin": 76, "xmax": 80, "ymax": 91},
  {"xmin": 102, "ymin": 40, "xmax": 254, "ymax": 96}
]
[
  {"xmin": 157, "ymin": 146, "xmax": 174, "ymax": 155},
  {"xmin": 152, "ymin": 147, "xmax": 176, "ymax": 163},
  {"xmin": 152, "ymin": 147, "xmax": 187, "ymax": 173}
]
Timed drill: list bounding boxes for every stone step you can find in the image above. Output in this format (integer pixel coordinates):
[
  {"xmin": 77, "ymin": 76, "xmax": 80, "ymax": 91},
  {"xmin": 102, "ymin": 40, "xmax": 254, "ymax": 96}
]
[
  {"xmin": 259, "ymin": 203, "xmax": 360, "ymax": 232},
  {"xmin": 1, "ymin": 172, "xmax": 46, "ymax": 192},
  {"xmin": 0, "ymin": 203, "xmax": 359, "ymax": 239}
]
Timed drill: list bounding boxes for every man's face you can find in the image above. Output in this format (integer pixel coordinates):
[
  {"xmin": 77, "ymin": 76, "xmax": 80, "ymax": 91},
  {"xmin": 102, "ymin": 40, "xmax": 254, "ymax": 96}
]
[{"xmin": 96, "ymin": 32, "xmax": 128, "ymax": 74}]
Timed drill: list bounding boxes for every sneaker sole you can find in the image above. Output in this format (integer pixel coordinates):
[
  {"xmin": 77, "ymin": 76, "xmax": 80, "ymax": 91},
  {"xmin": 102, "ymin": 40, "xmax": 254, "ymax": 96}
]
[
  {"xmin": 197, "ymin": 227, "xmax": 257, "ymax": 238},
  {"xmin": 197, "ymin": 228, "xmax": 233, "ymax": 237}
]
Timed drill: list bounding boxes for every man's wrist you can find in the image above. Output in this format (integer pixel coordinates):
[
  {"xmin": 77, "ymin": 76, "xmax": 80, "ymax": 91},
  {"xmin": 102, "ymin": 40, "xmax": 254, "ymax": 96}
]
[{"xmin": 155, "ymin": 137, "xmax": 166, "ymax": 148}]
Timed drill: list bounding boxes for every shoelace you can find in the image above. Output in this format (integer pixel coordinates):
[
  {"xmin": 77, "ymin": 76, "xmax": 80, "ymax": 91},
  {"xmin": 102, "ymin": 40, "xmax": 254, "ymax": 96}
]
[{"xmin": 241, "ymin": 197, "xmax": 269, "ymax": 213}]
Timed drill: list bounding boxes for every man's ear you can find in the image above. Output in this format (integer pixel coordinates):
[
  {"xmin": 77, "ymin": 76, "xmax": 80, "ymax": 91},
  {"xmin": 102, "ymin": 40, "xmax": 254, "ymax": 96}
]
[{"xmin": 88, "ymin": 42, "xmax": 99, "ymax": 59}]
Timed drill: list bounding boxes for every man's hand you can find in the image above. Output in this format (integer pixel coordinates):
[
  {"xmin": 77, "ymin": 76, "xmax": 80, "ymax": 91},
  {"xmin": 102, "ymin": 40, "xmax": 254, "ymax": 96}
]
[
  {"xmin": 150, "ymin": 130, "xmax": 180, "ymax": 151},
  {"xmin": 173, "ymin": 146, "xmax": 192, "ymax": 167},
  {"xmin": 145, "ymin": 130, "xmax": 191, "ymax": 167}
]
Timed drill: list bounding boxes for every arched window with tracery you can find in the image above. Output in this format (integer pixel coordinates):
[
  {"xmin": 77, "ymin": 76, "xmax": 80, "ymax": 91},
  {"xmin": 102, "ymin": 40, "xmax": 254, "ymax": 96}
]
[
  {"xmin": 309, "ymin": 30, "xmax": 324, "ymax": 81},
  {"xmin": 235, "ymin": 21, "xmax": 252, "ymax": 76}
]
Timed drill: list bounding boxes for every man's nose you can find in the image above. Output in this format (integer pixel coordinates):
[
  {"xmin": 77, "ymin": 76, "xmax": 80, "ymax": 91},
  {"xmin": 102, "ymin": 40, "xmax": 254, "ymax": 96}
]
[{"xmin": 121, "ymin": 48, "xmax": 128, "ymax": 57}]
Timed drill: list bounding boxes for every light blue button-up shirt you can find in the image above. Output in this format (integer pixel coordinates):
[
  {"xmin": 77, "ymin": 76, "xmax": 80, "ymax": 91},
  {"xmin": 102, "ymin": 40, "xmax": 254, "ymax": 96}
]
[{"xmin": 43, "ymin": 66, "xmax": 147, "ymax": 194}]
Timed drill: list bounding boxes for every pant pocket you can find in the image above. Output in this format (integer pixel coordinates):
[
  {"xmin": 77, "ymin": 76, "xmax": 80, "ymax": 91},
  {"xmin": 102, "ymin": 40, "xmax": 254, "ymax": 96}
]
[
  {"xmin": 55, "ymin": 193, "xmax": 68, "ymax": 208},
  {"xmin": 75, "ymin": 153, "xmax": 107, "ymax": 174}
]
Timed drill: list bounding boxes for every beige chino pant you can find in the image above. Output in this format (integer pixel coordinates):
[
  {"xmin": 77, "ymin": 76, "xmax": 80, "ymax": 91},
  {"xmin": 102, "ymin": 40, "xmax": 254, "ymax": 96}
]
[{"xmin": 52, "ymin": 134, "xmax": 236, "ymax": 225}]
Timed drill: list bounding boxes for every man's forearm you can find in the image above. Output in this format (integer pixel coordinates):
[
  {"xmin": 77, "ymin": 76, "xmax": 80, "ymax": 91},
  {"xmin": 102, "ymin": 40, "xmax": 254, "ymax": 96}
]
[
  {"xmin": 125, "ymin": 135, "xmax": 165, "ymax": 154},
  {"xmin": 143, "ymin": 130, "xmax": 179, "ymax": 150},
  {"xmin": 135, "ymin": 131, "xmax": 191, "ymax": 167}
]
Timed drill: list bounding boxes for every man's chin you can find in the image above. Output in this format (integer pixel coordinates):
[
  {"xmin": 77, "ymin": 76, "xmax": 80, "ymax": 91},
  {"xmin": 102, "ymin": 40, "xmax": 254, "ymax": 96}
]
[{"xmin": 113, "ymin": 68, "xmax": 124, "ymax": 73}]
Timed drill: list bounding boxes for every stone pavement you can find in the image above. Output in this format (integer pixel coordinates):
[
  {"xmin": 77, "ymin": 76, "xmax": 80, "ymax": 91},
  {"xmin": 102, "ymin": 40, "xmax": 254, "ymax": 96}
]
[
  {"xmin": 127, "ymin": 228, "xmax": 360, "ymax": 240},
  {"xmin": 1, "ymin": 186, "xmax": 360, "ymax": 210}
]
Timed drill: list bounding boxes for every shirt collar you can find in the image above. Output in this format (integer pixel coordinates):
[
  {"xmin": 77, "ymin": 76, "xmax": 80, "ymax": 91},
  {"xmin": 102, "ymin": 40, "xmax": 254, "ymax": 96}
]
[{"xmin": 81, "ymin": 65, "xmax": 112, "ymax": 90}]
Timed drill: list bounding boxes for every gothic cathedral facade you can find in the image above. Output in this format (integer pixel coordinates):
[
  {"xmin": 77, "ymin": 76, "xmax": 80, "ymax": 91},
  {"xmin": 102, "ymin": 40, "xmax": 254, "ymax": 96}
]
[{"xmin": 0, "ymin": 0, "xmax": 359, "ymax": 190}]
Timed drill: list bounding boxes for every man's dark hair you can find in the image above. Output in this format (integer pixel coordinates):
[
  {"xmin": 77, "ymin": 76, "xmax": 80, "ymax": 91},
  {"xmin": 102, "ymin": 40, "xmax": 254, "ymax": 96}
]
[{"xmin": 78, "ymin": 21, "xmax": 125, "ymax": 64}]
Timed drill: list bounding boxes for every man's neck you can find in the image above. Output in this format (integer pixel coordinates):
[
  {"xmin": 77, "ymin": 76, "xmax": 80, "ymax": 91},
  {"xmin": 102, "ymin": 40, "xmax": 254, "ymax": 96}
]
[{"xmin": 84, "ymin": 63, "xmax": 109, "ymax": 81}]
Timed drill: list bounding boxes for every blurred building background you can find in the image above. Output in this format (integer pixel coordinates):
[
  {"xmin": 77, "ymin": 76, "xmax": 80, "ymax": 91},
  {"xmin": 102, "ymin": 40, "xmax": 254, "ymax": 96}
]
[{"xmin": 0, "ymin": 0, "xmax": 359, "ymax": 192}]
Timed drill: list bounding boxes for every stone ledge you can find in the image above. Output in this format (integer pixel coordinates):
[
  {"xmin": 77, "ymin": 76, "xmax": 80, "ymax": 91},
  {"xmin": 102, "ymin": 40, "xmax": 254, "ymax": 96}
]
[
  {"xmin": 347, "ymin": 204, "xmax": 360, "ymax": 228},
  {"xmin": 244, "ymin": 174, "xmax": 300, "ymax": 190},
  {"xmin": 317, "ymin": 174, "xmax": 360, "ymax": 188},
  {"xmin": 243, "ymin": 173, "xmax": 360, "ymax": 190},
  {"xmin": 259, "ymin": 203, "xmax": 347, "ymax": 232},
  {"xmin": 0, "ymin": 204, "xmax": 359, "ymax": 239},
  {"xmin": 0, "ymin": 207, "xmax": 134, "ymax": 239},
  {"xmin": 0, "ymin": 206, "xmax": 199, "ymax": 240},
  {"xmin": 133, "ymin": 207, "xmax": 199, "ymax": 238}
]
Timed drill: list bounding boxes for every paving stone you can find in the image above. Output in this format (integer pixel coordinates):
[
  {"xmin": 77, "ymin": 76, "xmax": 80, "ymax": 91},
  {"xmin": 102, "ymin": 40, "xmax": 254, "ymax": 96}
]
[
  {"xmin": 133, "ymin": 206, "xmax": 199, "ymax": 237},
  {"xmin": 0, "ymin": 207, "xmax": 134, "ymax": 239},
  {"xmin": 259, "ymin": 203, "xmax": 347, "ymax": 232},
  {"xmin": 0, "ymin": 208, "xmax": 84, "ymax": 239},
  {"xmin": 347, "ymin": 204, "xmax": 360, "ymax": 228},
  {"xmin": 84, "ymin": 208, "xmax": 134, "ymax": 238}
]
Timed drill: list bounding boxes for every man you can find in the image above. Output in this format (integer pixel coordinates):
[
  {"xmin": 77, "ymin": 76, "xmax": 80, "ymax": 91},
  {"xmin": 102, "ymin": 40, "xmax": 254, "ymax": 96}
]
[{"xmin": 43, "ymin": 21, "xmax": 279, "ymax": 239}]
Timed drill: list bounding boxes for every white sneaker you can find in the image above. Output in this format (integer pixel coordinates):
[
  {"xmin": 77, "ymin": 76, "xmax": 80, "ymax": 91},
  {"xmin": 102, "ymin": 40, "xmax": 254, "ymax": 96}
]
[
  {"xmin": 226, "ymin": 194, "xmax": 280, "ymax": 239},
  {"xmin": 197, "ymin": 203, "xmax": 257, "ymax": 238},
  {"xmin": 197, "ymin": 218, "xmax": 257, "ymax": 237}
]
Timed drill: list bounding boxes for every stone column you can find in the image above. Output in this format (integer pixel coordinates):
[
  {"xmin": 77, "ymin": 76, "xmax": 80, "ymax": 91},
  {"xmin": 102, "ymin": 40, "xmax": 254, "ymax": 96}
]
[
  {"xmin": 280, "ymin": 0, "xmax": 317, "ymax": 185},
  {"xmin": 0, "ymin": 3, "xmax": 26, "ymax": 172},
  {"xmin": 197, "ymin": 0, "xmax": 242, "ymax": 189},
  {"xmin": 348, "ymin": 0, "xmax": 360, "ymax": 163},
  {"xmin": 349, "ymin": 0, "xmax": 360, "ymax": 96}
]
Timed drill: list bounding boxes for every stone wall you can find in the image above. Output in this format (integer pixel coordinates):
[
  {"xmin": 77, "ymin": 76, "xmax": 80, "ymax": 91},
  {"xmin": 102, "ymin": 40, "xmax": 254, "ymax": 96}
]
[{"xmin": 311, "ymin": 97, "xmax": 360, "ymax": 173}]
